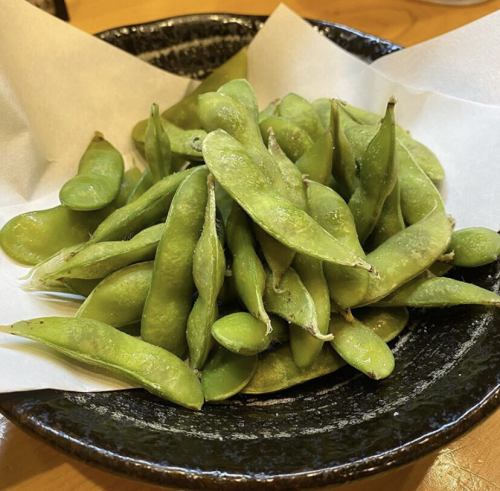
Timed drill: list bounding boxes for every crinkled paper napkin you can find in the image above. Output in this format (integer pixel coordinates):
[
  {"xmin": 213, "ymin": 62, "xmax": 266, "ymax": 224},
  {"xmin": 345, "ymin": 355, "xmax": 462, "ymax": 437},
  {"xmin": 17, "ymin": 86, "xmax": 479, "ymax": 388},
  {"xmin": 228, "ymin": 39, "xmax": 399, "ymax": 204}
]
[{"xmin": 0, "ymin": 0, "xmax": 499, "ymax": 393}]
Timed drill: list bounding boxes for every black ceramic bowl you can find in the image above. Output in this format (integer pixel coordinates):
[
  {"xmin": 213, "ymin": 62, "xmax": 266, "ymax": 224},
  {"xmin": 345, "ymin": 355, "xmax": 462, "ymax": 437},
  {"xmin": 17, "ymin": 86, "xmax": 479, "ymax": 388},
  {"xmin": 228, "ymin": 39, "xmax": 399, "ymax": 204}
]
[{"xmin": 0, "ymin": 13, "xmax": 498, "ymax": 491}]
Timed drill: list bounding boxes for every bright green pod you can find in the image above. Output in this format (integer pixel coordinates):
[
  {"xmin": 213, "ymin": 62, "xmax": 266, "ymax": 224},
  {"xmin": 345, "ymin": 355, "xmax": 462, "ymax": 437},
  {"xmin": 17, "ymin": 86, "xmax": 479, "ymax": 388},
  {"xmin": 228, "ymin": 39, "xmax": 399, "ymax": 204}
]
[
  {"xmin": 0, "ymin": 206, "xmax": 104, "ymax": 266},
  {"xmin": 356, "ymin": 207, "xmax": 453, "ymax": 307},
  {"xmin": 349, "ymin": 100, "xmax": 397, "ymax": 243},
  {"xmin": 77, "ymin": 261, "xmax": 153, "ymax": 328},
  {"xmin": 330, "ymin": 315, "xmax": 395, "ymax": 379},
  {"xmin": 375, "ymin": 277, "xmax": 500, "ymax": 308},
  {"xmin": 296, "ymin": 129, "xmax": 333, "ymax": 185},
  {"xmin": 259, "ymin": 115, "xmax": 313, "ymax": 162},
  {"xmin": 354, "ymin": 307, "xmax": 409, "ymax": 342},
  {"xmin": 141, "ymin": 167, "xmax": 209, "ymax": 357},
  {"xmin": 90, "ymin": 167, "xmax": 198, "ymax": 243},
  {"xmin": 277, "ymin": 93, "xmax": 323, "ymax": 141},
  {"xmin": 186, "ymin": 175, "xmax": 226, "ymax": 368},
  {"xmin": 115, "ymin": 166, "xmax": 142, "ymax": 208},
  {"xmin": 30, "ymin": 223, "xmax": 163, "ymax": 286},
  {"xmin": 242, "ymin": 345, "xmax": 344, "ymax": 395},
  {"xmin": 218, "ymin": 78, "xmax": 260, "ymax": 122},
  {"xmin": 258, "ymin": 100, "xmax": 278, "ymax": 124},
  {"xmin": 163, "ymin": 47, "xmax": 248, "ymax": 129},
  {"xmin": 126, "ymin": 168, "xmax": 154, "ymax": 203},
  {"xmin": 201, "ymin": 346, "xmax": 257, "ymax": 402},
  {"xmin": 226, "ymin": 204, "xmax": 272, "ymax": 332},
  {"xmin": 60, "ymin": 133, "xmax": 124, "ymax": 211},
  {"xmin": 448, "ymin": 227, "xmax": 500, "ymax": 267},
  {"xmin": 211, "ymin": 312, "xmax": 271, "ymax": 356},
  {"xmin": 290, "ymin": 254, "xmax": 331, "ymax": 368},
  {"xmin": 311, "ymin": 97, "xmax": 331, "ymax": 131},
  {"xmin": 264, "ymin": 268, "xmax": 333, "ymax": 341},
  {"xmin": 144, "ymin": 103, "xmax": 172, "ymax": 181},
  {"xmin": 4, "ymin": 317, "xmax": 203, "ymax": 410},
  {"xmin": 306, "ymin": 180, "xmax": 369, "ymax": 309},
  {"xmin": 202, "ymin": 130, "xmax": 372, "ymax": 271},
  {"xmin": 366, "ymin": 180, "xmax": 405, "ymax": 250}
]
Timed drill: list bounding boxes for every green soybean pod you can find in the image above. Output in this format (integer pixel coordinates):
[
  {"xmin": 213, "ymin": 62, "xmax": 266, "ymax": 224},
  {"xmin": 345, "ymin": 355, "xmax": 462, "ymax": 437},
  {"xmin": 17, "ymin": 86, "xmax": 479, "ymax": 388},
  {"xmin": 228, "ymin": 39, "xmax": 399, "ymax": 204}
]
[
  {"xmin": 126, "ymin": 168, "xmax": 154, "ymax": 204},
  {"xmin": 356, "ymin": 207, "xmax": 453, "ymax": 307},
  {"xmin": 77, "ymin": 261, "xmax": 153, "ymax": 328},
  {"xmin": 448, "ymin": 228, "xmax": 500, "ymax": 267},
  {"xmin": 296, "ymin": 128, "xmax": 334, "ymax": 185},
  {"xmin": 312, "ymin": 98, "xmax": 331, "ymax": 131},
  {"xmin": 375, "ymin": 276, "xmax": 500, "ymax": 308},
  {"xmin": 398, "ymin": 140, "xmax": 444, "ymax": 225},
  {"xmin": 226, "ymin": 204, "xmax": 272, "ymax": 332},
  {"xmin": 218, "ymin": 78, "xmax": 260, "ymax": 122},
  {"xmin": 186, "ymin": 175, "xmax": 226, "ymax": 369},
  {"xmin": 144, "ymin": 103, "xmax": 172, "ymax": 181},
  {"xmin": 202, "ymin": 130, "xmax": 372, "ymax": 271},
  {"xmin": 60, "ymin": 133, "xmax": 124, "ymax": 211},
  {"xmin": 259, "ymin": 116, "xmax": 313, "ymax": 162},
  {"xmin": 201, "ymin": 346, "xmax": 257, "ymax": 402},
  {"xmin": 330, "ymin": 315, "xmax": 395, "ymax": 379},
  {"xmin": 331, "ymin": 99, "xmax": 359, "ymax": 199},
  {"xmin": 366, "ymin": 180, "xmax": 405, "ymax": 250},
  {"xmin": 63, "ymin": 278, "xmax": 101, "ymax": 297},
  {"xmin": 115, "ymin": 166, "xmax": 142, "ymax": 208},
  {"xmin": 354, "ymin": 307, "xmax": 409, "ymax": 342},
  {"xmin": 242, "ymin": 344, "xmax": 344, "ymax": 395},
  {"xmin": 141, "ymin": 167, "xmax": 209, "ymax": 357},
  {"xmin": 30, "ymin": 223, "xmax": 163, "ymax": 285},
  {"xmin": 4, "ymin": 317, "xmax": 203, "ymax": 410},
  {"xmin": 164, "ymin": 47, "xmax": 248, "ymax": 129},
  {"xmin": 0, "ymin": 206, "xmax": 103, "ymax": 266},
  {"xmin": 349, "ymin": 100, "xmax": 397, "ymax": 243},
  {"xmin": 290, "ymin": 254, "xmax": 331, "ymax": 368},
  {"xmin": 277, "ymin": 93, "xmax": 323, "ymax": 141},
  {"xmin": 90, "ymin": 167, "xmax": 198, "ymax": 243},
  {"xmin": 211, "ymin": 312, "xmax": 271, "ymax": 356},
  {"xmin": 258, "ymin": 100, "xmax": 278, "ymax": 124},
  {"xmin": 264, "ymin": 268, "xmax": 333, "ymax": 341},
  {"xmin": 306, "ymin": 180, "xmax": 369, "ymax": 309},
  {"xmin": 132, "ymin": 118, "xmax": 206, "ymax": 161}
]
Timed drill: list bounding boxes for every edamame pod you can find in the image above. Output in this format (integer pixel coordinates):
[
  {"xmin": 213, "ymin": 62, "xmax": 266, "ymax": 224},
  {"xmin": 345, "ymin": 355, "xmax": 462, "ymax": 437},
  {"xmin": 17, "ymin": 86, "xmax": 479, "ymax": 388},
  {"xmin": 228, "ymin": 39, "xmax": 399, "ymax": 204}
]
[
  {"xmin": 375, "ymin": 276, "xmax": 500, "ymax": 308},
  {"xmin": 242, "ymin": 344, "xmax": 344, "ymax": 395},
  {"xmin": 115, "ymin": 166, "xmax": 142, "ymax": 207},
  {"xmin": 1, "ymin": 206, "xmax": 103, "ymax": 265},
  {"xmin": 77, "ymin": 261, "xmax": 153, "ymax": 328},
  {"xmin": 311, "ymin": 97, "xmax": 331, "ymax": 131},
  {"xmin": 60, "ymin": 133, "xmax": 124, "ymax": 211},
  {"xmin": 330, "ymin": 315, "xmax": 395, "ymax": 379},
  {"xmin": 277, "ymin": 93, "xmax": 323, "ymax": 141},
  {"xmin": 296, "ymin": 128, "xmax": 333, "ymax": 185},
  {"xmin": 187, "ymin": 175, "xmax": 226, "ymax": 368},
  {"xmin": 30, "ymin": 223, "xmax": 163, "ymax": 285},
  {"xmin": 163, "ymin": 47, "xmax": 248, "ymax": 129},
  {"xmin": 142, "ymin": 167, "xmax": 208, "ymax": 357},
  {"xmin": 290, "ymin": 254, "xmax": 331, "ymax": 368},
  {"xmin": 355, "ymin": 207, "xmax": 453, "ymax": 307},
  {"xmin": 264, "ymin": 268, "xmax": 333, "ymax": 341},
  {"xmin": 226, "ymin": 204, "xmax": 272, "ymax": 332},
  {"xmin": 211, "ymin": 312, "xmax": 271, "ymax": 356},
  {"xmin": 5, "ymin": 317, "xmax": 203, "ymax": 409},
  {"xmin": 354, "ymin": 307, "xmax": 409, "ymax": 342},
  {"xmin": 218, "ymin": 78, "xmax": 259, "ymax": 122},
  {"xmin": 366, "ymin": 180, "xmax": 405, "ymax": 250},
  {"xmin": 90, "ymin": 167, "xmax": 198, "ymax": 243},
  {"xmin": 144, "ymin": 103, "xmax": 172, "ymax": 181},
  {"xmin": 202, "ymin": 130, "xmax": 373, "ymax": 271},
  {"xmin": 259, "ymin": 116, "xmax": 313, "ymax": 162},
  {"xmin": 258, "ymin": 100, "xmax": 278, "ymax": 124},
  {"xmin": 126, "ymin": 168, "xmax": 154, "ymax": 203},
  {"xmin": 447, "ymin": 227, "xmax": 500, "ymax": 267},
  {"xmin": 348, "ymin": 100, "xmax": 397, "ymax": 243},
  {"xmin": 201, "ymin": 347, "xmax": 257, "ymax": 402},
  {"xmin": 306, "ymin": 181, "xmax": 369, "ymax": 308}
]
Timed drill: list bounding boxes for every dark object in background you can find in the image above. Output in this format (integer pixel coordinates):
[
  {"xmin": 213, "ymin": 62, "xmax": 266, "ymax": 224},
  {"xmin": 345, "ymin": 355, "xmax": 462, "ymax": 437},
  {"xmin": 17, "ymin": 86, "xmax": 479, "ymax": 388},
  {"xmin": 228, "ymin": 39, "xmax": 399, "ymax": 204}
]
[{"xmin": 27, "ymin": 0, "xmax": 69, "ymax": 20}]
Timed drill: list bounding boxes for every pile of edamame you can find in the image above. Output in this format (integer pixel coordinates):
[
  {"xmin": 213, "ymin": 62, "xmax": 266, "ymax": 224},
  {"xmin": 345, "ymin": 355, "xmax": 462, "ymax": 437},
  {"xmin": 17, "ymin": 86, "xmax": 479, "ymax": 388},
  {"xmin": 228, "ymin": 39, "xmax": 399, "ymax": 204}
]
[{"xmin": 1, "ymin": 49, "xmax": 499, "ymax": 410}]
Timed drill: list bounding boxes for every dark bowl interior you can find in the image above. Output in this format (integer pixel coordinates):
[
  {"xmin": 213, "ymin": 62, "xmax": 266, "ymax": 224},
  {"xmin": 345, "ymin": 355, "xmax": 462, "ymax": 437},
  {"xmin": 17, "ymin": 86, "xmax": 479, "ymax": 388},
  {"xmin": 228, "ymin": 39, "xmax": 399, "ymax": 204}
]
[{"xmin": 0, "ymin": 13, "xmax": 498, "ymax": 491}]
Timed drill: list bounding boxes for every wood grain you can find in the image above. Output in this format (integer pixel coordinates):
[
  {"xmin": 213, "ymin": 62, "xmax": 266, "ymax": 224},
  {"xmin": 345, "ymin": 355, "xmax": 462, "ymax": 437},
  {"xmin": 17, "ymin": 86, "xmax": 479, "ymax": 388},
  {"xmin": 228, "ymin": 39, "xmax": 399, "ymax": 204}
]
[{"xmin": 1, "ymin": 1, "xmax": 500, "ymax": 490}]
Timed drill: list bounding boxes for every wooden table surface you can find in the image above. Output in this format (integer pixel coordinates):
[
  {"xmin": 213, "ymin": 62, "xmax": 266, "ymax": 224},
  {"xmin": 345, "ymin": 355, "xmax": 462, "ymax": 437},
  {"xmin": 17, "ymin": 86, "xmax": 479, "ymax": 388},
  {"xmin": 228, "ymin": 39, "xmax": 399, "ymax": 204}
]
[{"xmin": 2, "ymin": 1, "xmax": 500, "ymax": 490}]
